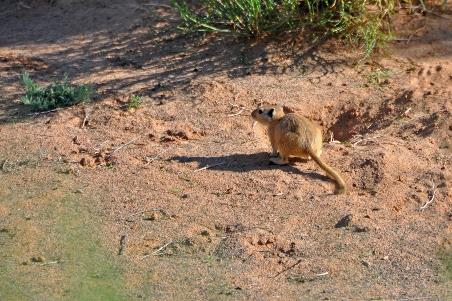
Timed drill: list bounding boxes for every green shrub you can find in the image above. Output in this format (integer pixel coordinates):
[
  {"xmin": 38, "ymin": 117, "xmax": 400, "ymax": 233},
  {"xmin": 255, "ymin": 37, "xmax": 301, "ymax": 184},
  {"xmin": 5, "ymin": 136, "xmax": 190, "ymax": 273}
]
[
  {"xmin": 20, "ymin": 73, "xmax": 94, "ymax": 111},
  {"xmin": 172, "ymin": 0, "xmax": 396, "ymax": 56},
  {"xmin": 127, "ymin": 94, "xmax": 142, "ymax": 110}
]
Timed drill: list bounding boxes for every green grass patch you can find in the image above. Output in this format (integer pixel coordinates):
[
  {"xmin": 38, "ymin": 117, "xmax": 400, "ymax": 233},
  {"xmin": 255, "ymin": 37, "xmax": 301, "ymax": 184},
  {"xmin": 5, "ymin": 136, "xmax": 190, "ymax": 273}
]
[
  {"xmin": 0, "ymin": 174, "xmax": 125, "ymax": 301},
  {"xmin": 171, "ymin": 0, "xmax": 396, "ymax": 56},
  {"xmin": 438, "ymin": 249, "xmax": 452, "ymax": 281},
  {"xmin": 127, "ymin": 94, "xmax": 142, "ymax": 110},
  {"xmin": 20, "ymin": 72, "xmax": 94, "ymax": 111},
  {"xmin": 367, "ymin": 68, "xmax": 392, "ymax": 86}
]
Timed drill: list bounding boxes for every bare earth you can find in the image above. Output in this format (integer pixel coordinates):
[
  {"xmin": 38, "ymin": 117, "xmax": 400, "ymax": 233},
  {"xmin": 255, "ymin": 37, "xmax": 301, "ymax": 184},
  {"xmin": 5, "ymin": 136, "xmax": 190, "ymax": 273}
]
[{"xmin": 0, "ymin": 0, "xmax": 451, "ymax": 300}]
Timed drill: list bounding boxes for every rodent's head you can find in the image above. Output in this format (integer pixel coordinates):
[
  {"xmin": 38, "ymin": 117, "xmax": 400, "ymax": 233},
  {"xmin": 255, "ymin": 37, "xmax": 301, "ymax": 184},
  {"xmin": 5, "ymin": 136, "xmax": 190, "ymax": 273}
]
[{"xmin": 251, "ymin": 106, "xmax": 285, "ymax": 125}]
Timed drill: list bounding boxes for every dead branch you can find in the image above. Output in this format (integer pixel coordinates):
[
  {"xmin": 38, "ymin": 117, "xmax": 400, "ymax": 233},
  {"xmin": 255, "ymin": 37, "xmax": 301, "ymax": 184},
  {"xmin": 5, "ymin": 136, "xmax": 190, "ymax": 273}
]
[
  {"xmin": 18, "ymin": 1, "xmax": 31, "ymax": 9},
  {"xmin": 194, "ymin": 162, "xmax": 225, "ymax": 172},
  {"xmin": 1, "ymin": 160, "xmax": 8, "ymax": 172},
  {"xmin": 143, "ymin": 3, "xmax": 173, "ymax": 9},
  {"xmin": 108, "ymin": 136, "xmax": 142, "ymax": 158},
  {"xmin": 315, "ymin": 272, "xmax": 329, "ymax": 277},
  {"xmin": 272, "ymin": 259, "xmax": 302, "ymax": 278},
  {"xmin": 145, "ymin": 151, "xmax": 164, "ymax": 165},
  {"xmin": 420, "ymin": 181, "xmax": 436, "ymax": 211},
  {"xmin": 28, "ymin": 108, "xmax": 62, "ymax": 116},
  {"xmin": 228, "ymin": 108, "xmax": 245, "ymax": 117},
  {"xmin": 141, "ymin": 241, "xmax": 173, "ymax": 259},
  {"xmin": 39, "ymin": 260, "xmax": 63, "ymax": 266},
  {"xmin": 329, "ymin": 132, "xmax": 341, "ymax": 144},
  {"xmin": 400, "ymin": 107, "xmax": 412, "ymax": 118}
]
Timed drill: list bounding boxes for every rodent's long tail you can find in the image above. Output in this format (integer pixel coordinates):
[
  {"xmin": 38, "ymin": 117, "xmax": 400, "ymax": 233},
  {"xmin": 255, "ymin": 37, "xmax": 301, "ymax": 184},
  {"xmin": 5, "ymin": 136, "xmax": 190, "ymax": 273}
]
[{"xmin": 309, "ymin": 151, "xmax": 347, "ymax": 194}]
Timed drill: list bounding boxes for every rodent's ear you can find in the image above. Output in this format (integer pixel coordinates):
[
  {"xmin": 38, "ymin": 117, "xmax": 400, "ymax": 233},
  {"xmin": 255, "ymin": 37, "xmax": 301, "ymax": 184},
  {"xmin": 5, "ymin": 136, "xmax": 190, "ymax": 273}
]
[
  {"xmin": 268, "ymin": 108, "xmax": 275, "ymax": 118},
  {"xmin": 283, "ymin": 105, "xmax": 295, "ymax": 114}
]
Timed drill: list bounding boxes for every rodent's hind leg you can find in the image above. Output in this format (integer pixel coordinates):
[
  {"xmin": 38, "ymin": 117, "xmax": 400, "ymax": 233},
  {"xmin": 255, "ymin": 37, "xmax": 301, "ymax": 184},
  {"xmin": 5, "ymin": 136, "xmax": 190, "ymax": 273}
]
[
  {"xmin": 270, "ymin": 136, "xmax": 278, "ymax": 157},
  {"xmin": 270, "ymin": 155, "xmax": 289, "ymax": 165},
  {"xmin": 298, "ymin": 153, "xmax": 312, "ymax": 160},
  {"xmin": 270, "ymin": 150, "xmax": 279, "ymax": 157}
]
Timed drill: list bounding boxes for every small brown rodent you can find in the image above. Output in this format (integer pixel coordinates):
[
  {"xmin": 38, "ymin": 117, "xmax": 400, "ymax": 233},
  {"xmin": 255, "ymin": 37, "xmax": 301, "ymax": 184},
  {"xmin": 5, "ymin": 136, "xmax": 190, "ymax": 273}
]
[{"xmin": 251, "ymin": 105, "xmax": 347, "ymax": 194}]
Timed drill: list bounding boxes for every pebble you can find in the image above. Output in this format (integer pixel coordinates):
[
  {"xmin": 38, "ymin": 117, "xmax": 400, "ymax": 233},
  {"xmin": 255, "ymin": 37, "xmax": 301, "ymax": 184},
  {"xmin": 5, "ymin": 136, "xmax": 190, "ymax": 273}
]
[{"xmin": 335, "ymin": 214, "xmax": 353, "ymax": 228}]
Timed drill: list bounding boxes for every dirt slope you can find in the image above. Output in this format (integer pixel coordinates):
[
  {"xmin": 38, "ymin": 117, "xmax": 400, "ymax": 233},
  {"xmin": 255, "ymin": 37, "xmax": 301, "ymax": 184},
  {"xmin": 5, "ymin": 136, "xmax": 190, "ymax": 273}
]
[{"xmin": 0, "ymin": 1, "xmax": 451, "ymax": 300}]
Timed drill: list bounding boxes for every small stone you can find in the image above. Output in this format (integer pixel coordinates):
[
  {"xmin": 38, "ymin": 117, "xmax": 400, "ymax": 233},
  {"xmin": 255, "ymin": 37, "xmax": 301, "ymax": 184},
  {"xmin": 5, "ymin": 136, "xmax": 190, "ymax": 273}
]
[
  {"xmin": 200, "ymin": 230, "xmax": 210, "ymax": 237},
  {"xmin": 72, "ymin": 136, "xmax": 81, "ymax": 145},
  {"xmin": 31, "ymin": 256, "xmax": 45, "ymax": 263},
  {"xmin": 335, "ymin": 214, "xmax": 353, "ymax": 228},
  {"xmin": 383, "ymin": 256, "xmax": 389, "ymax": 261},
  {"xmin": 142, "ymin": 212, "xmax": 157, "ymax": 221},
  {"xmin": 353, "ymin": 225, "xmax": 370, "ymax": 233},
  {"xmin": 361, "ymin": 260, "xmax": 371, "ymax": 267},
  {"xmin": 250, "ymin": 234, "xmax": 259, "ymax": 246},
  {"xmin": 79, "ymin": 157, "xmax": 94, "ymax": 167},
  {"xmin": 224, "ymin": 223, "xmax": 245, "ymax": 233},
  {"xmin": 142, "ymin": 209, "xmax": 170, "ymax": 221}
]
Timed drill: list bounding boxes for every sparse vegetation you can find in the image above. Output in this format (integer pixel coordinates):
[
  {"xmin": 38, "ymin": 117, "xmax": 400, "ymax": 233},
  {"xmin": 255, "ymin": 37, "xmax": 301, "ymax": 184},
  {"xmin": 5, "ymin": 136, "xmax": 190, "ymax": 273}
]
[
  {"xmin": 127, "ymin": 94, "xmax": 142, "ymax": 110},
  {"xmin": 367, "ymin": 68, "xmax": 392, "ymax": 86},
  {"xmin": 172, "ymin": 0, "xmax": 396, "ymax": 56},
  {"xmin": 438, "ymin": 249, "xmax": 452, "ymax": 281},
  {"xmin": 20, "ymin": 73, "xmax": 94, "ymax": 111}
]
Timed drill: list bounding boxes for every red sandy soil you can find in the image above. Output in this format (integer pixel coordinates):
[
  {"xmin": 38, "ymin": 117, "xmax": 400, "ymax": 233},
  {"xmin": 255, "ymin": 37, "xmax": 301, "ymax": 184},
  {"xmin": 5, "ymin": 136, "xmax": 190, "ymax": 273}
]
[{"xmin": 0, "ymin": 1, "xmax": 451, "ymax": 300}]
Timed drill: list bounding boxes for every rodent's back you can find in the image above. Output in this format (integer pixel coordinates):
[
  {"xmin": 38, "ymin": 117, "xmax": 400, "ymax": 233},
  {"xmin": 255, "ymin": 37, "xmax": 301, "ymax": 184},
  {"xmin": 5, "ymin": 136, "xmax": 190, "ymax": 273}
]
[{"xmin": 273, "ymin": 113, "xmax": 323, "ymax": 154}]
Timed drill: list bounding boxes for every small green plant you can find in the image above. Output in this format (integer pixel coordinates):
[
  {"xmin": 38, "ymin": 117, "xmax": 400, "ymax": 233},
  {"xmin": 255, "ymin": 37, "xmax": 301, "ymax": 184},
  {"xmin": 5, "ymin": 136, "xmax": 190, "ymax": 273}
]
[
  {"xmin": 20, "ymin": 73, "xmax": 94, "ymax": 111},
  {"xmin": 172, "ymin": 0, "xmax": 396, "ymax": 56},
  {"xmin": 367, "ymin": 68, "xmax": 392, "ymax": 86},
  {"xmin": 127, "ymin": 94, "xmax": 142, "ymax": 110}
]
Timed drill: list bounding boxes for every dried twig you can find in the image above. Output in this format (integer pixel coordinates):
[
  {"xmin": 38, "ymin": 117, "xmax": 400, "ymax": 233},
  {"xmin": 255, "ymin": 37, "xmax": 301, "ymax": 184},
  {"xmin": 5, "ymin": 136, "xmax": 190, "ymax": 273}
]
[
  {"xmin": 1, "ymin": 160, "xmax": 8, "ymax": 172},
  {"xmin": 39, "ymin": 260, "xmax": 62, "ymax": 266},
  {"xmin": 108, "ymin": 136, "xmax": 141, "ymax": 158},
  {"xmin": 144, "ymin": 151, "xmax": 163, "ymax": 165},
  {"xmin": 28, "ymin": 108, "xmax": 62, "ymax": 116},
  {"xmin": 352, "ymin": 134, "xmax": 382, "ymax": 147},
  {"xmin": 315, "ymin": 272, "xmax": 329, "ymax": 277},
  {"xmin": 400, "ymin": 24, "xmax": 426, "ymax": 45},
  {"xmin": 329, "ymin": 132, "xmax": 341, "ymax": 144},
  {"xmin": 420, "ymin": 181, "xmax": 436, "ymax": 211},
  {"xmin": 18, "ymin": 1, "xmax": 31, "ymax": 9},
  {"xmin": 400, "ymin": 107, "xmax": 412, "ymax": 118},
  {"xmin": 143, "ymin": 3, "xmax": 173, "ymax": 9},
  {"xmin": 141, "ymin": 241, "xmax": 173, "ymax": 259},
  {"xmin": 228, "ymin": 108, "xmax": 245, "ymax": 117},
  {"xmin": 194, "ymin": 162, "xmax": 225, "ymax": 172},
  {"xmin": 229, "ymin": 102, "xmax": 241, "ymax": 108},
  {"xmin": 272, "ymin": 259, "xmax": 302, "ymax": 278}
]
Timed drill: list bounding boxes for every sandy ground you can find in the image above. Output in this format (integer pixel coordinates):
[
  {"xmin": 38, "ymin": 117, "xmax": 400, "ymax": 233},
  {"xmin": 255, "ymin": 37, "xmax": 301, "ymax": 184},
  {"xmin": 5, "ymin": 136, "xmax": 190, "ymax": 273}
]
[{"xmin": 0, "ymin": 0, "xmax": 451, "ymax": 300}]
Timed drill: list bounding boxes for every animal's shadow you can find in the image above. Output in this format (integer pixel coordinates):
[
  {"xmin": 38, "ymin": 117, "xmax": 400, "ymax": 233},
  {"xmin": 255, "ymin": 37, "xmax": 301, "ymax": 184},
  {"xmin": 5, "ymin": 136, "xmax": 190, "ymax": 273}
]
[{"xmin": 170, "ymin": 152, "xmax": 332, "ymax": 183}]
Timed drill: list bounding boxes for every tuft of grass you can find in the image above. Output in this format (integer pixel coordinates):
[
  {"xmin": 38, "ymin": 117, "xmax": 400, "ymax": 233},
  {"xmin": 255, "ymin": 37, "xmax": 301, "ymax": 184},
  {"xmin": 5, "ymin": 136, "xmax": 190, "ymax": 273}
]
[
  {"xmin": 20, "ymin": 72, "xmax": 94, "ymax": 111},
  {"xmin": 438, "ymin": 249, "xmax": 452, "ymax": 281},
  {"xmin": 127, "ymin": 94, "xmax": 142, "ymax": 110},
  {"xmin": 367, "ymin": 68, "xmax": 392, "ymax": 86},
  {"xmin": 172, "ymin": 0, "xmax": 396, "ymax": 56}
]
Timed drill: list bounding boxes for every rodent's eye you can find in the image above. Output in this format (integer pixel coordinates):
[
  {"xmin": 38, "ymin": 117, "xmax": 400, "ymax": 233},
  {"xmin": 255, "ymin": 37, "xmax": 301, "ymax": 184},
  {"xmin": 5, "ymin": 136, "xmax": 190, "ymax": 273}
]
[{"xmin": 258, "ymin": 109, "xmax": 263, "ymax": 114}]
